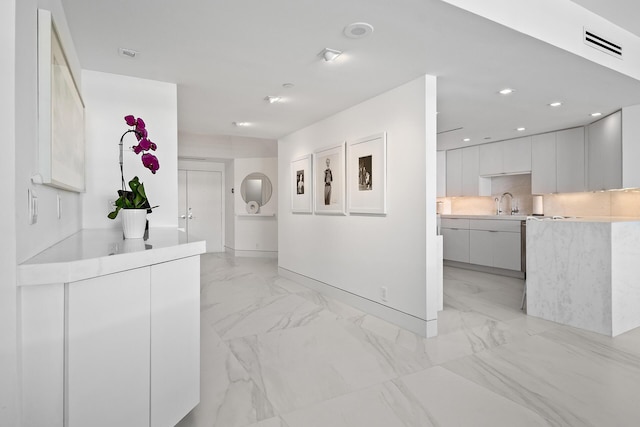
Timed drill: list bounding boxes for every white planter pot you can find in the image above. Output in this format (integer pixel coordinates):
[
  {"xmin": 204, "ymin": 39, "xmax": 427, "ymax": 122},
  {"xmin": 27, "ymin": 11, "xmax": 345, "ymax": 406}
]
[{"xmin": 121, "ymin": 209, "xmax": 147, "ymax": 239}]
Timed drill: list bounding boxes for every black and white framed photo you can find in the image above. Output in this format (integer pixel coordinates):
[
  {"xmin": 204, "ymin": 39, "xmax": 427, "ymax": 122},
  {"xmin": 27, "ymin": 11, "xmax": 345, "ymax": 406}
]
[
  {"xmin": 347, "ymin": 132, "xmax": 387, "ymax": 215},
  {"xmin": 291, "ymin": 154, "xmax": 312, "ymax": 213},
  {"xmin": 314, "ymin": 142, "xmax": 346, "ymax": 215}
]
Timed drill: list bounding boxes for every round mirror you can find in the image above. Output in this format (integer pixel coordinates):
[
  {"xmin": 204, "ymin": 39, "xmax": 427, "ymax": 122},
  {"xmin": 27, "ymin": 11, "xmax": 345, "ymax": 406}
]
[{"xmin": 240, "ymin": 172, "xmax": 273, "ymax": 207}]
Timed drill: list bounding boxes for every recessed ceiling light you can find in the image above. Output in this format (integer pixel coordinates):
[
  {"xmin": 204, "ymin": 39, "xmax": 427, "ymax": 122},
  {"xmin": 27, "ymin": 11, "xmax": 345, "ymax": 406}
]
[
  {"xmin": 264, "ymin": 96, "xmax": 281, "ymax": 104},
  {"xmin": 499, "ymin": 88, "xmax": 515, "ymax": 95},
  {"xmin": 319, "ymin": 48, "xmax": 343, "ymax": 62},
  {"xmin": 232, "ymin": 121, "xmax": 250, "ymax": 127},
  {"xmin": 343, "ymin": 22, "xmax": 374, "ymax": 39},
  {"xmin": 118, "ymin": 47, "xmax": 138, "ymax": 59},
  {"xmin": 549, "ymin": 102, "xmax": 563, "ymax": 107},
  {"xmin": 516, "ymin": 127, "xmax": 526, "ymax": 131},
  {"xmin": 282, "ymin": 83, "xmax": 295, "ymax": 89},
  {"xmin": 484, "ymin": 136, "xmax": 492, "ymax": 140},
  {"xmin": 463, "ymin": 138, "xmax": 471, "ymax": 142},
  {"xmin": 591, "ymin": 112, "xmax": 602, "ymax": 117}
]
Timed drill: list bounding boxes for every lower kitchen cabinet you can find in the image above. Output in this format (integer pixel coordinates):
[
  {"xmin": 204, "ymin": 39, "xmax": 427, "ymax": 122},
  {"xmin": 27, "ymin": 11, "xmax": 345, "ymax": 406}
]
[
  {"xmin": 442, "ymin": 228, "xmax": 470, "ymax": 263},
  {"xmin": 493, "ymin": 231, "xmax": 521, "ymax": 270}
]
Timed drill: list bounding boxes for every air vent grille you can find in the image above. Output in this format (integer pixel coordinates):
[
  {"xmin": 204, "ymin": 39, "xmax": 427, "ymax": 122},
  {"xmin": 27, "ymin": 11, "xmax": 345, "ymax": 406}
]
[{"xmin": 584, "ymin": 28, "xmax": 622, "ymax": 59}]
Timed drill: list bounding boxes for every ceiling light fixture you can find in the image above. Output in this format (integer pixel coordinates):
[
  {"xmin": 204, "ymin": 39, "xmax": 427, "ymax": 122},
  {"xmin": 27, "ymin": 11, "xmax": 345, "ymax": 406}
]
[
  {"xmin": 463, "ymin": 138, "xmax": 471, "ymax": 142},
  {"xmin": 591, "ymin": 112, "xmax": 602, "ymax": 117},
  {"xmin": 319, "ymin": 48, "xmax": 343, "ymax": 62},
  {"xmin": 232, "ymin": 121, "xmax": 249, "ymax": 127},
  {"xmin": 516, "ymin": 127, "xmax": 526, "ymax": 131},
  {"xmin": 343, "ymin": 22, "xmax": 374, "ymax": 39},
  {"xmin": 282, "ymin": 83, "xmax": 295, "ymax": 89},
  {"xmin": 549, "ymin": 102, "xmax": 563, "ymax": 107},
  {"xmin": 264, "ymin": 96, "xmax": 281, "ymax": 104},
  {"xmin": 499, "ymin": 88, "xmax": 515, "ymax": 95}
]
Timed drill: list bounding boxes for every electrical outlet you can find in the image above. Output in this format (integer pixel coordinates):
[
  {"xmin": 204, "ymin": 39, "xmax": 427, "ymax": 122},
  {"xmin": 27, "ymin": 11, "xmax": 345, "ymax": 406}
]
[{"xmin": 380, "ymin": 286, "xmax": 388, "ymax": 302}]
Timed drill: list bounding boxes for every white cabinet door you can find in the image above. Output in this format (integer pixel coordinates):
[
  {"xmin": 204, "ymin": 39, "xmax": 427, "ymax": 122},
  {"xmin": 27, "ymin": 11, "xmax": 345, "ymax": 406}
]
[
  {"xmin": 587, "ymin": 111, "xmax": 622, "ymax": 191},
  {"xmin": 67, "ymin": 268, "xmax": 151, "ymax": 427},
  {"xmin": 151, "ymin": 256, "xmax": 200, "ymax": 427},
  {"xmin": 442, "ymin": 228, "xmax": 470, "ymax": 263},
  {"xmin": 503, "ymin": 137, "xmax": 532, "ymax": 174},
  {"xmin": 436, "ymin": 150, "xmax": 446, "ymax": 197},
  {"xmin": 556, "ymin": 127, "xmax": 585, "ymax": 193},
  {"xmin": 461, "ymin": 146, "xmax": 480, "ymax": 196},
  {"xmin": 493, "ymin": 231, "xmax": 521, "ymax": 271},
  {"xmin": 469, "ymin": 230, "xmax": 493, "ymax": 266},
  {"xmin": 531, "ymin": 132, "xmax": 556, "ymax": 194},
  {"xmin": 479, "ymin": 142, "xmax": 502, "ymax": 176},
  {"xmin": 446, "ymin": 148, "xmax": 462, "ymax": 196}
]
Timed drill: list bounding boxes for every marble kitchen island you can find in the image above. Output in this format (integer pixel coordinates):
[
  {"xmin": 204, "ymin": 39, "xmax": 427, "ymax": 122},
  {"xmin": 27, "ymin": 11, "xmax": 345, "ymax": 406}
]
[
  {"xmin": 18, "ymin": 229, "xmax": 206, "ymax": 427},
  {"xmin": 526, "ymin": 217, "xmax": 640, "ymax": 337}
]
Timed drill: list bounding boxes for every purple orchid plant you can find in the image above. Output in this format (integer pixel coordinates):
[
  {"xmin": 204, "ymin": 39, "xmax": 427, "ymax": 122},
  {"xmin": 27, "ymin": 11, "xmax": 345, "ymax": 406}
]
[{"xmin": 107, "ymin": 115, "xmax": 160, "ymax": 219}]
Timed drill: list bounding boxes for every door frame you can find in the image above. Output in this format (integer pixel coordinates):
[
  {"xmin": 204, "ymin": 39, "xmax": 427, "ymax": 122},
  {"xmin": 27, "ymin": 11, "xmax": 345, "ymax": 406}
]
[{"xmin": 178, "ymin": 159, "xmax": 225, "ymax": 252}]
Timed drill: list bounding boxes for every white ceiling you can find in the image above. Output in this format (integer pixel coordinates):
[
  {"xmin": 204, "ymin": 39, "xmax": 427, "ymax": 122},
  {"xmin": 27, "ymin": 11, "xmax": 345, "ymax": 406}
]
[{"xmin": 60, "ymin": 0, "xmax": 640, "ymax": 150}]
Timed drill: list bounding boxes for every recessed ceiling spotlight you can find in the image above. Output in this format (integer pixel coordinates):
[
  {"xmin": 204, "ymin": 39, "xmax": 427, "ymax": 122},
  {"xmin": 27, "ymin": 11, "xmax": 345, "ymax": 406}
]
[
  {"xmin": 591, "ymin": 112, "xmax": 602, "ymax": 117},
  {"xmin": 484, "ymin": 137, "xmax": 492, "ymax": 140},
  {"xmin": 282, "ymin": 83, "xmax": 295, "ymax": 89},
  {"xmin": 319, "ymin": 48, "xmax": 343, "ymax": 62},
  {"xmin": 118, "ymin": 47, "xmax": 138, "ymax": 59},
  {"xmin": 343, "ymin": 22, "xmax": 374, "ymax": 39},
  {"xmin": 463, "ymin": 138, "xmax": 471, "ymax": 142},
  {"xmin": 264, "ymin": 96, "xmax": 281, "ymax": 104},
  {"xmin": 516, "ymin": 127, "xmax": 526, "ymax": 131},
  {"xmin": 232, "ymin": 121, "xmax": 250, "ymax": 127},
  {"xmin": 549, "ymin": 102, "xmax": 563, "ymax": 107},
  {"xmin": 499, "ymin": 88, "xmax": 515, "ymax": 95}
]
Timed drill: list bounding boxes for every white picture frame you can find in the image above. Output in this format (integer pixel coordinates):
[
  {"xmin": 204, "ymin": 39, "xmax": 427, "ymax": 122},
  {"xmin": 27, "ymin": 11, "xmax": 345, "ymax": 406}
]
[
  {"xmin": 347, "ymin": 132, "xmax": 387, "ymax": 215},
  {"xmin": 38, "ymin": 9, "xmax": 86, "ymax": 192},
  {"xmin": 314, "ymin": 142, "xmax": 346, "ymax": 215},
  {"xmin": 291, "ymin": 154, "xmax": 313, "ymax": 213}
]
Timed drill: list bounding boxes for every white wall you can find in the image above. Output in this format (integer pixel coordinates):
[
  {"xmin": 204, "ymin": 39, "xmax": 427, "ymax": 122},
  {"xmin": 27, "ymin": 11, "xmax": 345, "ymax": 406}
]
[
  {"xmin": 82, "ymin": 71, "xmax": 178, "ymax": 230},
  {"xmin": 1, "ymin": 0, "xmax": 18, "ymax": 423},
  {"xmin": 15, "ymin": 0, "xmax": 84, "ymax": 263},
  {"xmin": 179, "ymin": 132, "xmax": 277, "ymax": 159},
  {"xmin": 278, "ymin": 75, "xmax": 439, "ymax": 328},
  {"xmin": 233, "ymin": 158, "xmax": 278, "ymax": 254}
]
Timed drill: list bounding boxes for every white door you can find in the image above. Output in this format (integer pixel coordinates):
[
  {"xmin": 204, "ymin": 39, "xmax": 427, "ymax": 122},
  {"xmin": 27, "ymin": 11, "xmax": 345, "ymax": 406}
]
[{"xmin": 179, "ymin": 170, "xmax": 224, "ymax": 252}]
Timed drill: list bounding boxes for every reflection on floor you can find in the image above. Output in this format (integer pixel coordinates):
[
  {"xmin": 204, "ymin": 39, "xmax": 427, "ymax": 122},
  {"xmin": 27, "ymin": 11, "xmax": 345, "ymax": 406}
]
[{"xmin": 176, "ymin": 253, "xmax": 640, "ymax": 427}]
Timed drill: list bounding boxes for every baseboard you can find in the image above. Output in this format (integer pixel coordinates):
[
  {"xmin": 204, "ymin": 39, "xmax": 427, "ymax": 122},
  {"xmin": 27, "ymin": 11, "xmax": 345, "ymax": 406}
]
[
  {"xmin": 278, "ymin": 267, "xmax": 437, "ymax": 338},
  {"xmin": 225, "ymin": 247, "xmax": 278, "ymax": 258},
  {"xmin": 443, "ymin": 260, "xmax": 525, "ymax": 279}
]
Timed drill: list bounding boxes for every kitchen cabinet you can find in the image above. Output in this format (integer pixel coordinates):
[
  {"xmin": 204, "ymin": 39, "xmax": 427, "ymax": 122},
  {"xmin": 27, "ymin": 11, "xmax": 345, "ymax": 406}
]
[
  {"xmin": 441, "ymin": 218, "xmax": 470, "ymax": 263},
  {"xmin": 446, "ymin": 146, "xmax": 483, "ymax": 196},
  {"xmin": 587, "ymin": 110, "xmax": 622, "ymax": 191},
  {"xmin": 532, "ymin": 128, "xmax": 585, "ymax": 194},
  {"xmin": 468, "ymin": 219, "xmax": 521, "ymax": 271},
  {"xmin": 479, "ymin": 137, "xmax": 531, "ymax": 176}
]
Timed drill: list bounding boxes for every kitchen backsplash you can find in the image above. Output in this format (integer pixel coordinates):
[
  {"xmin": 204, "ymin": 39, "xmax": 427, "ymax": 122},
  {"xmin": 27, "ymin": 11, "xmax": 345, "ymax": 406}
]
[{"xmin": 437, "ymin": 173, "xmax": 640, "ymax": 217}]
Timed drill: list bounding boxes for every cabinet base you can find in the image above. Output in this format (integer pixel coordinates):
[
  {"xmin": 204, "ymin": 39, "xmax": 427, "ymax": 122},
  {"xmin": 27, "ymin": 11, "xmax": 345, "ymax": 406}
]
[{"xmin": 444, "ymin": 260, "xmax": 525, "ymax": 279}]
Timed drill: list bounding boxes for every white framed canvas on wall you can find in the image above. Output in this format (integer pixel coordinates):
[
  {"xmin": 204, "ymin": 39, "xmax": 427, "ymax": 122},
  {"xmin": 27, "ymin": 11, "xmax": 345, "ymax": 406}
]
[
  {"xmin": 291, "ymin": 154, "xmax": 313, "ymax": 213},
  {"xmin": 314, "ymin": 142, "xmax": 346, "ymax": 215},
  {"xmin": 347, "ymin": 132, "xmax": 387, "ymax": 215},
  {"xmin": 38, "ymin": 9, "xmax": 86, "ymax": 192}
]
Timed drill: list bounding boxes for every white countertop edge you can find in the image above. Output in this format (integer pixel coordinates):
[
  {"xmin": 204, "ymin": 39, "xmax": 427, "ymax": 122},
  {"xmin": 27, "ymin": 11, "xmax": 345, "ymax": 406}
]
[
  {"xmin": 441, "ymin": 214, "xmax": 640, "ymax": 223},
  {"xmin": 17, "ymin": 229, "xmax": 206, "ymax": 286}
]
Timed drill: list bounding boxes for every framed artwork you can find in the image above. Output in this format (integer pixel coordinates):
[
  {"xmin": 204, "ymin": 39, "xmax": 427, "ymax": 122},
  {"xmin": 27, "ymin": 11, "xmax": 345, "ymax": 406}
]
[
  {"xmin": 314, "ymin": 142, "xmax": 346, "ymax": 215},
  {"xmin": 347, "ymin": 132, "xmax": 387, "ymax": 215},
  {"xmin": 38, "ymin": 9, "xmax": 86, "ymax": 192},
  {"xmin": 291, "ymin": 154, "xmax": 313, "ymax": 213}
]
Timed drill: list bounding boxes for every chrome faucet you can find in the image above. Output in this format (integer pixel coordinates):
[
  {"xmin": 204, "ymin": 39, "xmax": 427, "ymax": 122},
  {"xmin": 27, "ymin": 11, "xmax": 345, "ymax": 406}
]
[{"xmin": 498, "ymin": 192, "xmax": 513, "ymax": 215}]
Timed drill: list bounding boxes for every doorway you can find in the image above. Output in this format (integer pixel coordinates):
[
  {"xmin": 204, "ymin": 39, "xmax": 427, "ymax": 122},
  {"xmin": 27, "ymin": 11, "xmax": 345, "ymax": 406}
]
[{"xmin": 178, "ymin": 166, "xmax": 224, "ymax": 252}]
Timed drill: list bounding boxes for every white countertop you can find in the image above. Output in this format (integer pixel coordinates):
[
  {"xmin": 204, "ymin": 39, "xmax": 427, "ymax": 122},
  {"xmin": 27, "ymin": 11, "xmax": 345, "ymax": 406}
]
[
  {"xmin": 441, "ymin": 214, "xmax": 529, "ymax": 221},
  {"xmin": 442, "ymin": 214, "xmax": 640, "ymax": 223},
  {"xmin": 18, "ymin": 228, "xmax": 206, "ymax": 286}
]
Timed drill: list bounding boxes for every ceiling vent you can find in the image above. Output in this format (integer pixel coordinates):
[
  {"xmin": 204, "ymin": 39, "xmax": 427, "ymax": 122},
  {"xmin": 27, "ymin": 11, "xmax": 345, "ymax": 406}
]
[{"xmin": 584, "ymin": 28, "xmax": 622, "ymax": 59}]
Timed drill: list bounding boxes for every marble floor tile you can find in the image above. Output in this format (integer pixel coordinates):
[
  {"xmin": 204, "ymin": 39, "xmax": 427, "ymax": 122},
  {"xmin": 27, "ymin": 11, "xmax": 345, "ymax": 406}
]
[
  {"xmin": 281, "ymin": 366, "xmax": 548, "ymax": 427},
  {"xmin": 244, "ymin": 417, "xmax": 289, "ymax": 427},
  {"xmin": 443, "ymin": 333, "xmax": 640, "ymax": 426},
  {"xmin": 202, "ymin": 292, "xmax": 338, "ymax": 340},
  {"xmin": 227, "ymin": 319, "xmax": 431, "ymax": 414}
]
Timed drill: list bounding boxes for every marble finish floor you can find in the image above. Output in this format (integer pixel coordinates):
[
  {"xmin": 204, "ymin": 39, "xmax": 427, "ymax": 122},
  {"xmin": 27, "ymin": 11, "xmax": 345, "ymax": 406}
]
[{"xmin": 176, "ymin": 254, "xmax": 640, "ymax": 427}]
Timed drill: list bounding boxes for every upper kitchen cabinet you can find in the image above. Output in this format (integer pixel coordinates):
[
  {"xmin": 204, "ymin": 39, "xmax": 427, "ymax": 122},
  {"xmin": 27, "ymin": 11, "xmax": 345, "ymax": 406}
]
[
  {"xmin": 479, "ymin": 137, "xmax": 532, "ymax": 176},
  {"xmin": 587, "ymin": 111, "xmax": 621, "ymax": 191},
  {"xmin": 532, "ymin": 128, "xmax": 585, "ymax": 194},
  {"xmin": 437, "ymin": 150, "xmax": 446, "ymax": 198},
  {"xmin": 622, "ymin": 105, "xmax": 640, "ymax": 189},
  {"xmin": 446, "ymin": 146, "xmax": 488, "ymax": 196}
]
